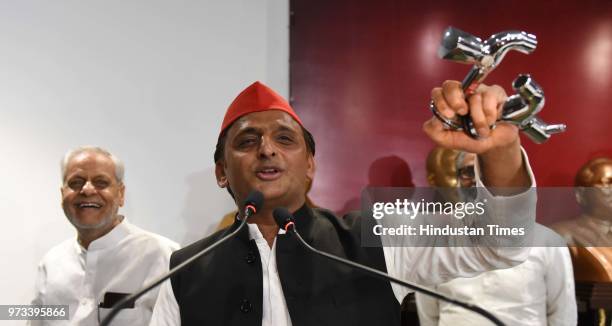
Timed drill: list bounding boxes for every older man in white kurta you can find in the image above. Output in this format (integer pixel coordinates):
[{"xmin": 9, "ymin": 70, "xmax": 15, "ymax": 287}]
[{"xmin": 30, "ymin": 146, "xmax": 179, "ymax": 325}]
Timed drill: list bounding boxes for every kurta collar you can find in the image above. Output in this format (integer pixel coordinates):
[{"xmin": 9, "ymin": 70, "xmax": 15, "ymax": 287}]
[
  {"xmin": 80, "ymin": 216, "xmax": 132, "ymax": 251},
  {"xmin": 230, "ymin": 204, "xmax": 315, "ymax": 243},
  {"xmin": 580, "ymin": 215, "xmax": 612, "ymax": 235}
]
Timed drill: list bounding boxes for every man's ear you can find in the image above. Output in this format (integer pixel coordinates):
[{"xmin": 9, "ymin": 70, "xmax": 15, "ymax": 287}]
[
  {"xmin": 215, "ymin": 161, "xmax": 228, "ymax": 188},
  {"xmin": 118, "ymin": 183, "xmax": 126, "ymax": 207},
  {"xmin": 306, "ymin": 154, "xmax": 315, "ymax": 182}
]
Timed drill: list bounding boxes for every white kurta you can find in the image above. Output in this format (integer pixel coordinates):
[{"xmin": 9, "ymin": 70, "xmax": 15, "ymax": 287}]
[
  {"xmin": 30, "ymin": 218, "xmax": 179, "ymax": 326},
  {"xmin": 415, "ymin": 226, "xmax": 577, "ymax": 326},
  {"xmin": 150, "ymin": 150, "xmax": 537, "ymax": 326}
]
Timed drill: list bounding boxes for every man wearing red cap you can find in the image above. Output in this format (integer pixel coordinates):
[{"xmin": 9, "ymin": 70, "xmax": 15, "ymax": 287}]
[{"xmin": 150, "ymin": 80, "xmax": 535, "ymax": 325}]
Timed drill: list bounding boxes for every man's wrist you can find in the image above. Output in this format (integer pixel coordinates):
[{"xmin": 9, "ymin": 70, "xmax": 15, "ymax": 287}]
[{"xmin": 478, "ymin": 138, "xmax": 530, "ymax": 189}]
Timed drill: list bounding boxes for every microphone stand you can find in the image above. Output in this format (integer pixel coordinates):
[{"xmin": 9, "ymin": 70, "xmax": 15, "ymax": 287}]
[
  {"xmin": 284, "ymin": 222, "xmax": 505, "ymax": 326},
  {"xmin": 100, "ymin": 208, "xmax": 253, "ymax": 326}
]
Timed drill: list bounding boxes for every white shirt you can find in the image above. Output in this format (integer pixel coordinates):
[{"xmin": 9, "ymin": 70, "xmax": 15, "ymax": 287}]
[
  {"xmin": 415, "ymin": 226, "xmax": 577, "ymax": 326},
  {"xmin": 150, "ymin": 150, "xmax": 537, "ymax": 326},
  {"xmin": 30, "ymin": 218, "xmax": 179, "ymax": 326}
]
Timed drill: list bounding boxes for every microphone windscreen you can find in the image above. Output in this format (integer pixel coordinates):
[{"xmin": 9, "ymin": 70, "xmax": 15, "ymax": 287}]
[
  {"xmin": 272, "ymin": 207, "xmax": 293, "ymax": 229},
  {"xmin": 244, "ymin": 190, "xmax": 264, "ymax": 213}
]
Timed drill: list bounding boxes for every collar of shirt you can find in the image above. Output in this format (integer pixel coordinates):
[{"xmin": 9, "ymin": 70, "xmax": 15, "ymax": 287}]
[
  {"xmin": 231, "ymin": 204, "xmax": 315, "ymax": 244},
  {"xmin": 577, "ymin": 215, "xmax": 612, "ymax": 235},
  {"xmin": 76, "ymin": 216, "xmax": 133, "ymax": 252},
  {"xmin": 247, "ymin": 223, "xmax": 287, "ymax": 241}
]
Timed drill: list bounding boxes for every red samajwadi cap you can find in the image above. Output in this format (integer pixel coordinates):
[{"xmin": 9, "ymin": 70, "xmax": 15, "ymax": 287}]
[{"xmin": 220, "ymin": 81, "xmax": 303, "ymax": 135}]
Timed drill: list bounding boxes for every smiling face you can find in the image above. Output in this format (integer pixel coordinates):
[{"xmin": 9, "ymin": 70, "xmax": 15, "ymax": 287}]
[
  {"xmin": 215, "ymin": 110, "xmax": 315, "ymax": 211},
  {"xmin": 61, "ymin": 151, "xmax": 125, "ymax": 233}
]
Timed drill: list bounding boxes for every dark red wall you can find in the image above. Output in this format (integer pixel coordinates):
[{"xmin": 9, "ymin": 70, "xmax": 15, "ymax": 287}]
[{"xmin": 290, "ymin": 0, "xmax": 612, "ymax": 216}]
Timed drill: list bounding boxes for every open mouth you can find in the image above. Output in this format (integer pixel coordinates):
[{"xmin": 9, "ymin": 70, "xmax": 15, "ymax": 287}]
[
  {"xmin": 76, "ymin": 202, "xmax": 102, "ymax": 209},
  {"xmin": 256, "ymin": 167, "xmax": 283, "ymax": 181}
]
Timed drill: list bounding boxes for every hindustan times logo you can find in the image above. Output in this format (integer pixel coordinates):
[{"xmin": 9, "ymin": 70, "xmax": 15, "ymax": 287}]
[{"xmin": 372, "ymin": 198, "xmax": 487, "ymax": 220}]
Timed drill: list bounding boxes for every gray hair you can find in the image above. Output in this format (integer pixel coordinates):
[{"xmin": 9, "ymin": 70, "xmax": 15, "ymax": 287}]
[{"xmin": 61, "ymin": 146, "xmax": 125, "ymax": 183}]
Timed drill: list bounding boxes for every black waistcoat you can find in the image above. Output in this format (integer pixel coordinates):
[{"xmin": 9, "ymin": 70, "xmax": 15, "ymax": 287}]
[{"xmin": 170, "ymin": 205, "xmax": 401, "ymax": 326}]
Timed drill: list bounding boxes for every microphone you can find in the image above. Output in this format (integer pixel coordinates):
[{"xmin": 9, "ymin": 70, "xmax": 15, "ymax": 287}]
[
  {"xmin": 243, "ymin": 191, "xmax": 263, "ymax": 218},
  {"xmin": 272, "ymin": 207, "xmax": 506, "ymax": 326},
  {"xmin": 100, "ymin": 190, "xmax": 264, "ymax": 326}
]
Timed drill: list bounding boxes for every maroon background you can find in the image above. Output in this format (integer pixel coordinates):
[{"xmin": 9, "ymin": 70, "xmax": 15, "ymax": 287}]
[{"xmin": 290, "ymin": 0, "xmax": 612, "ymax": 221}]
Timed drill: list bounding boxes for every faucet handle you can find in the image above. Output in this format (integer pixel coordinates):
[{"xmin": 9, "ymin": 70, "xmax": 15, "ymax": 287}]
[
  {"xmin": 501, "ymin": 74, "xmax": 545, "ymax": 125},
  {"xmin": 438, "ymin": 27, "xmax": 484, "ymax": 65},
  {"xmin": 522, "ymin": 117, "xmax": 567, "ymax": 144},
  {"xmin": 501, "ymin": 75, "xmax": 566, "ymax": 143}
]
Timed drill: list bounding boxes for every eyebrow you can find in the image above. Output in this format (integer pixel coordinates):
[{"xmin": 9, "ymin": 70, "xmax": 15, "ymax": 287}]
[
  {"xmin": 65, "ymin": 173, "xmax": 113, "ymax": 181},
  {"xmin": 233, "ymin": 127, "xmax": 261, "ymax": 138},
  {"xmin": 276, "ymin": 125, "xmax": 298, "ymax": 134},
  {"xmin": 234, "ymin": 124, "xmax": 299, "ymax": 137}
]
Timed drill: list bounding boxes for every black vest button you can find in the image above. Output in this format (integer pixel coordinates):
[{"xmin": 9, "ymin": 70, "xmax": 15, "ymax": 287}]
[
  {"xmin": 240, "ymin": 299, "xmax": 253, "ymax": 313},
  {"xmin": 245, "ymin": 252, "xmax": 256, "ymax": 264}
]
